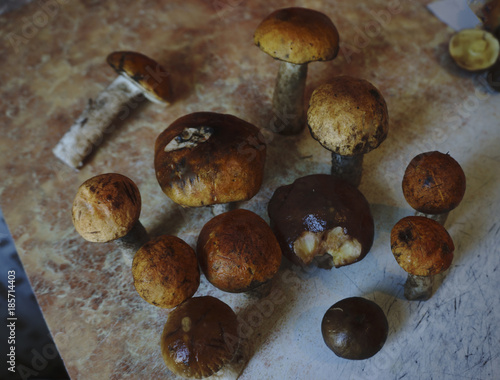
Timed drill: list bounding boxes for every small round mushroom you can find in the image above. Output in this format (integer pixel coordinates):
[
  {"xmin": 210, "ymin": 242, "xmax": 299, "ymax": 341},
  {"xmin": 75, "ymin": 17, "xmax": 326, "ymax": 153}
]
[
  {"xmin": 132, "ymin": 235, "xmax": 200, "ymax": 308},
  {"xmin": 449, "ymin": 29, "xmax": 500, "ymax": 71},
  {"xmin": 155, "ymin": 112, "xmax": 266, "ymax": 215},
  {"xmin": 196, "ymin": 209, "xmax": 281, "ymax": 294},
  {"xmin": 160, "ymin": 296, "xmax": 239, "ymax": 379},
  {"xmin": 53, "ymin": 51, "xmax": 172, "ymax": 169},
  {"xmin": 267, "ymin": 174, "xmax": 374, "ymax": 269},
  {"xmin": 391, "ymin": 216, "xmax": 455, "ymax": 301},
  {"xmin": 402, "ymin": 151, "xmax": 466, "ymax": 225},
  {"xmin": 72, "ymin": 173, "xmax": 148, "ymax": 265},
  {"xmin": 321, "ymin": 297, "xmax": 388, "ymax": 360},
  {"xmin": 307, "ymin": 76, "xmax": 389, "ymax": 187},
  {"xmin": 254, "ymin": 7, "xmax": 339, "ymax": 135}
]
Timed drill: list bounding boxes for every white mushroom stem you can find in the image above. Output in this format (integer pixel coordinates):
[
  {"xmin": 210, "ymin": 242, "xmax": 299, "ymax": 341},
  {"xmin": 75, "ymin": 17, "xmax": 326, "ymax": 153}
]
[
  {"xmin": 415, "ymin": 211, "xmax": 449, "ymax": 226},
  {"xmin": 211, "ymin": 202, "xmax": 238, "ymax": 216},
  {"xmin": 52, "ymin": 75, "xmax": 145, "ymax": 169},
  {"xmin": 271, "ymin": 61, "xmax": 307, "ymax": 135},
  {"xmin": 331, "ymin": 153, "xmax": 364, "ymax": 188},
  {"xmin": 116, "ymin": 220, "xmax": 149, "ymax": 267},
  {"xmin": 404, "ymin": 273, "xmax": 433, "ymax": 301}
]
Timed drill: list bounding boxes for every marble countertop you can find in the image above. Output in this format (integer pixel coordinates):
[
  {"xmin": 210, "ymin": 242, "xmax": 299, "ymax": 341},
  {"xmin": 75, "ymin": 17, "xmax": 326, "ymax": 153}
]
[{"xmin": 1, "ymin": 0, "xmax": 499, "ymax": 379}]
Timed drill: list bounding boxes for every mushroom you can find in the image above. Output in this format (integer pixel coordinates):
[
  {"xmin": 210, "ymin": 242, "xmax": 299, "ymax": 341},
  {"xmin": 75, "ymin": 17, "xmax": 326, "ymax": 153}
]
[
  {"xmin": 132, "ymin": 235, "xmax": 200, "ymax": 308},
  {"xmin": 267, "ymin": 174, "xmax": 374, "ymax": 269},
  {"xmin": 487, "ymin": 61, "xmax": 500, "ymax": 91},
  {"xmin": 481, "ymin": 0, "xmax": 500, "ymax": 38},
  {"xmin": 307, "ymin": 76, "xmax": 389, "ymax": 187},
  {"xmin": 160, "ymin": 296, "xmax": 239, "ymax": 379},
  {"xmin": 154, "ymin": 112, "xmax": 266, "ymax": 215},
  {"xmin": 449, "ymin": 29, "xmax": 500, "ymax": 71},
  {"xmin": 72, "ymin": 173, "xmax": 148, "ymax": 265},
  {"xmin": 196, "ymin": 209, "xmax": 282, "ymax": 294},
  {"xmin": 53, "ymin": 51, "xmax": 172, "ymax": 169},
  {"xmin": 321, "ymin": 297, "xmax": 388, "ymax": 360},
  {"xmin": 391, "ymin": 216, "xmax": 455, "ymax": 301},
  {"xmin": 254, "ymin": 7, "xmax": 339, "ymax": 135},
  {"xmin": 402, "ymin": 151, "xmax": 466, "ymax": 225}
]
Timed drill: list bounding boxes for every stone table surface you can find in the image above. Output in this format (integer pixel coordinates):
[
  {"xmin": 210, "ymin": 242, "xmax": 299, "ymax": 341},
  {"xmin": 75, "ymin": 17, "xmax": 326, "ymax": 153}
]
[{"xmin": 1, "ymin": 0, "xmax": 500, "ymax": 379}]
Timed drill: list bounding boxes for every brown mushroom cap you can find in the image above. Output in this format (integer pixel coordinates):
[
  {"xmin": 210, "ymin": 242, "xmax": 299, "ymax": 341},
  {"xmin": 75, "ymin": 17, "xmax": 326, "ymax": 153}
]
[
  {"xmin": 161, "ymin": 296, "xmax": 239, "ymax": 379},
  {"xmin": 132, "ymin": 235, "xmax": 200, "ymax": 308},
  {"xmin": 307, "ymin": 76, "xmax": 389, "ymax": 156},
  {"xmin": 196, "ymin": 209, "xmax": 282, "ymax": 293},
  {"xmin": 254, "ymin": 7, "xmax": 339, "ymax": 65},
  {"xmin": 267, "ymin": 174, "xmax": 374, "ymax": 269},
  {"xmin": 321, "ymin": 297, "xmax": 388, "ymax": 360},
  {"xmin": 72, "ymin": 173, "xmax": 141, "ymax": 243},
  {"xmin": 391, "ymin": 216, "xmax": 454, "ymax": 277},
  {"xmin": 107, "ymin": 51, "xmax": 172, "ymax": 104},
  {"xmin": 155, "ymin": 112, "xmax": 266, "ymax": 207},
  {"xmin": 402, "ymin": 151, "xmax": 466, "ymax": 214}
]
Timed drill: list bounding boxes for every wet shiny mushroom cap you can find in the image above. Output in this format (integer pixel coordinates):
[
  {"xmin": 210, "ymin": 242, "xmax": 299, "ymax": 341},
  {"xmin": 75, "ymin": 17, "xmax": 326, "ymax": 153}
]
[
  {"xmin": 107, "ymin": 51, "xmax": 172, "ymax": 104},
  {"xmin": 391, "ymin": 216, "xmax": 455, "ymax": 277},
  {"xmin": 254, "ymin": 7, "xmax": 339, "ymax": 64},
  {"xmin": 160, "ymin": 296, "xmax": 239, "ymax": 379},
  {"xmin": 321, "ymin": 297, "xmax": 388, "ymax": 360},
  {"xmin": 155, "ymin": 112, "xmax": 266, "ymax": 207},
  {"xmin": 307, "ymin": 76, "xmax": 389, "ymax": 156},
  {"xmin": 402, "ymin": 151, "xmax": 466, "ymax": 214},
  {"xmin": 72, "ymin": 173, "xmax": 141, "ymax": 243},
  {"xmin": 197, "ymin": 209, "xmax": 282, "ymax": 293},
  {"xmin": 267, "ymin": 174, "xmax": 374, "ymax": 269},
  {"xmin": 132, "ymin": 235, "xmax": 200, "ymax": 308}
]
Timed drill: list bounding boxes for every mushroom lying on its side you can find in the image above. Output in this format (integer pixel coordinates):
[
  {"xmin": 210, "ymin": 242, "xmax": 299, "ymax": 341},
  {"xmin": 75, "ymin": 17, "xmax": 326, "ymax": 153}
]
[{"xmin": 268, "ymin": 174, "xmax": 374, "ymax": 269}]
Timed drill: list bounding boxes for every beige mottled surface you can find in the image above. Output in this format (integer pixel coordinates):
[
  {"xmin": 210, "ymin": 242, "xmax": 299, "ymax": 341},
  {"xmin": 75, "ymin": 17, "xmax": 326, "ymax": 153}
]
[{"xmin": 1, "ymin": 1, "xmax": 500, "ymax": 379}]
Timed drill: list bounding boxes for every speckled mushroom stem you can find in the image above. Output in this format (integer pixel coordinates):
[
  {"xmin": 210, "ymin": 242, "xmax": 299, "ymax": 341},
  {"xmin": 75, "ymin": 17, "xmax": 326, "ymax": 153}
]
[
  {"xmin": 271, "ymin": 61, "xmax": 307, "ymax": 135},
  {"xmin": 52, "ymin": 75, "xmax": 144, "ymax": 169},
  {"xmin": 115, "ymin": 220, "xmax": 149, "ymax": 267},
  {"xmin": 414, "ymin": 211, "xmax": 449, "ymax": 226},
  {"xmin": 331, "ymin": 152, "xmax": 364, "ymax": 188},
  {"xmin": 404, "ymin": 273, "xmax": 433, "ymax": 301}
]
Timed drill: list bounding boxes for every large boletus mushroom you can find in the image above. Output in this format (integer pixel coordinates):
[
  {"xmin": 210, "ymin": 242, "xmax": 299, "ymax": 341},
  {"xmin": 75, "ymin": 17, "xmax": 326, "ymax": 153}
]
[
  {"xmin": 196, "ymin": 209, "xmax": 282, "ymax": 293},
  {"xmin": 254, "ymin": 7, "xmax": 339, "ymax": 135},
  {"xmin": 155, "ymin": 112, "xmax": 266, "ymax": 214},
  {"xmin": 307, "ymin": 76, "xmax": 389, "ymax": 187},
  {"xmin": 268, "ymin": 174, "xmax": 374, "ymax": 269},
  {"xmin": 321, "ymin": 297, "xmax": 389, "ymax": 360},
  {"xmin": 161, "ymin": 296, "xmax": 239, "ymax": 379}
]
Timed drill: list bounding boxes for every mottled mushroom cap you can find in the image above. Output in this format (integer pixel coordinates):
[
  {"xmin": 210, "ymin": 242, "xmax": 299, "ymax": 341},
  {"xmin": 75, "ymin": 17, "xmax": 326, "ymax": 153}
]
[
  {"xmin": 107, "ymin": 51, "xmax": 172, "ymax": 104},
  {"xmin": 402, "ymin": 151, "xmax": 466, "ymax": 214},
  {"xmin": 391, "ymin": 216, "xmax": 454, "ymax": 276},
  {"xmin": 254, "ymin": 7, "xmax": 339, "ymax": 64},
  {"xmin": 132, "ymin": 235, "xmax": 200, "ymax": 308},
  {"xmin": 155, "ymin": 112, "xmax": 266, "ymax": 207},
  {"xmin": 161, "ymin": 296, "xmax": 239, "ymax": 379},
  {"xmin": 72, "ymin": 173, "xmax": 141, "ymax": 243},
  {"xmin": 307, "ymin": 76, "xmax": 389, "ymax": 156}
]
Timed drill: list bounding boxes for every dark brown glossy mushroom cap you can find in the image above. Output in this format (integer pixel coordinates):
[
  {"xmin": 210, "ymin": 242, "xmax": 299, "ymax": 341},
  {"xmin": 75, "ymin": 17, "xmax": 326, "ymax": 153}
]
[
  {"xmin": 254, "ymin": 7, "xmax": 339, "ymax": 64},
  {"xmin": 161, "ymin": 296, "xmax": 239, "ymax": 379},
  {"xmin": 132, "ymin": 235, "xmax": 200, "ymax": 308},
  {"xmin": 307, "ymin": 76, "xmax": 389, "ymax": 156},
  {"xmin": 197, "ymin": 209, "xmax": 282, "ymax": 293},
  {"xmin": 402, "ymin": 151, "xmax": 466, "ymax": 214},
  {"xmin": 155, "ymin": 112, "xmax": 266, "ymax": 207},
  {"xmin": 107, "ymin": 51, "xmax": 172, "ymax": 104},
  {"xmin": 391, "ymin": 216, "xmax": 454, "ymax": 276},
  {"xmin": 321, "ymin": 297, "xmax": 388, "ymax": 360},
  {"xmin": 267, "ymin": 174, "xmax": 374, "ymax": 269},
  {"xmin": 72, "ymin": 173, "xmax": 141, "ymax": 243}
]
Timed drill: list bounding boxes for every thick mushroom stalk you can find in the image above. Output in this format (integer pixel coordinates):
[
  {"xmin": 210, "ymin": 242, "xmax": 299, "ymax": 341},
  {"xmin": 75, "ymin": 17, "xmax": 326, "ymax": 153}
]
[
  {"xmin": 331, "ymin": 153, "xmax": 364, "ymax": 188},
  {"xmin": 404, "ymin": 273, "xmax": 434, "ymax": 301},
  {"xmin": 116, "ymin": 221, "xmax": 149, "ymax": 267},
  {"xmin": 271, "ymin": 62, "xmax": 307, "ymax": 134},
  {"xmin": 53, "ymin": 51, "xmax": 171, "ymax": 169}
]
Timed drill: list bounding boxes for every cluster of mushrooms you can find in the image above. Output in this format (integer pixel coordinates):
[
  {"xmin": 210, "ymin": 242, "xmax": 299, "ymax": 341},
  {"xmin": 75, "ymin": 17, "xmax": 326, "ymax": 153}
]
[{"xmin": 63, "ymin": 6, "xmax": 468, "ymax": 379}]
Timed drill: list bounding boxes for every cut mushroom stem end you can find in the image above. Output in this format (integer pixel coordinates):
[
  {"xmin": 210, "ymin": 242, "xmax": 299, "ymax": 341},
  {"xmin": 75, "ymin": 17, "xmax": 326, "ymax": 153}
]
[
  {"xmin": 414, "ymin": 211, "xmax": 449, "ymax": 226},
  {"xmin": 404, "ymin": 273, "xmax": 433, "ymax": 301},
  {"xmin": 271, "ymin": 61, "xmax": 307, "ymax": 135},
  {"xmin": 116, "ymin": 220, "xmax": 149, "ymax": 267},
  {"xmin": 211, "ymin": 202, "xmax": 238, "ymax": 216},
  {"xmin": 331, "ymin": 152, "xmax": 364, "ymax": 188}
]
